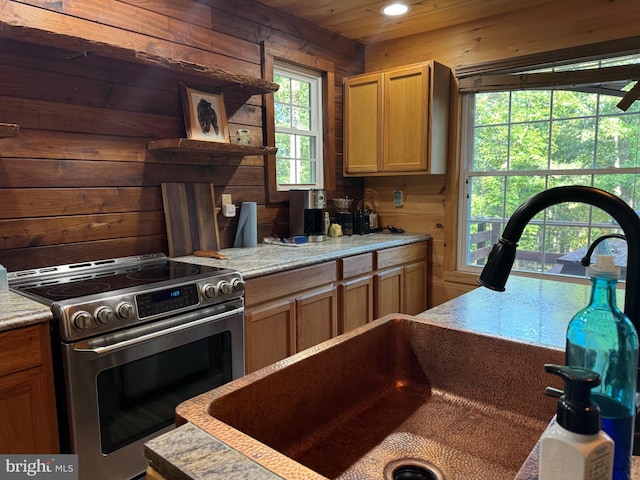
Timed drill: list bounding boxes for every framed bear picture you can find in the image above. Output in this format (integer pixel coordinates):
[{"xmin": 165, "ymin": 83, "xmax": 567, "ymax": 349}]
[{"xmin": 179, "ymin": 83, "xmax": 230, "ymax": 143}]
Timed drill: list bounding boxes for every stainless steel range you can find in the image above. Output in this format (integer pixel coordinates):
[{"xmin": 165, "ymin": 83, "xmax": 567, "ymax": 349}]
[{"xmin": 9, "ymin": 253, "xmax": 245, "ymax": 480}]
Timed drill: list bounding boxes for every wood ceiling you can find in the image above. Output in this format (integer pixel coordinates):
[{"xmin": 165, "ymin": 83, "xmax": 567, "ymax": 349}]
[{"xmin": 256, "ymin": 0, "xmax": 555, "ymax": 44}]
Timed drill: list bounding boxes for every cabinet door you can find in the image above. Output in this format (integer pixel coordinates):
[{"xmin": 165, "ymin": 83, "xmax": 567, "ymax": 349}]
[
  {"xmin": 0, "ymin": 324, "xmax": 58, "ymax": 454},
  {"xmin": 296, "ymin": 286, "xmax": 338, "ymax": 352},
  {"xmin": 384, "ymin": 64, "xmax": 429, "ymax": 172},
  {"xmin": 0, "ymin": 367, "xmax": 58, "ymax": 453},
  {"xmin": 374, "ymin": 267, "xmax": 404, "ymax": 318},
  {"xmin": 404, "ymin": 261, "xmax": 427, "ymax": 315},
  {"xmin": 245, "ymin": 300, "xmax": 296, "ymax": 373},
  {"xmin": 339, "ymin": 276, "xmax": 373, "ymax": 334},
  {"xmin": 344, "ymin": 73, "xmax": 382, "ymax": 174}
]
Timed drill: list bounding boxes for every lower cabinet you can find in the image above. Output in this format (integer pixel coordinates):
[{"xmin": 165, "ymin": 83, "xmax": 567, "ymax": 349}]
[
  {"xmin": 244, "ymin": 240, "xmax": 429, "ymax": 373},
  {"xmin": 244, "ymin": 299, "xmax": 296, "ymax": 373},
  {"xmin": 0, "ymin": 323, "xmax": 59, "ymax": 453},
  {"xmin": 375, "ymin": 242, "xmax": 428, "ymax": 318},
  {"xmin": 244, "ymin": 262, "xmax": 338, "ymax": 373},
  {"xmin": 338, "ymin": 252, "xmax": 374, "ymax": 334},
  {"xmin": 339, "ymin": 276, "xmax": 374, "ymax": 334},
  {"xmin": 296, "ymin": 286, "xmax": 338, "ymax": 352}
]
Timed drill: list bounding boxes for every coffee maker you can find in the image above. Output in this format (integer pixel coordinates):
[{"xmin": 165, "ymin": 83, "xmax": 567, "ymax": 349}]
[{"xmin": 289, "ymin": 189, "xmax": 327, "ymax": 241}]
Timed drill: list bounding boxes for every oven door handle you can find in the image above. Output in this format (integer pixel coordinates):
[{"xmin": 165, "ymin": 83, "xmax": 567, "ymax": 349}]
[{"xmin": 72, "ymin": 307, "xmax": 243, "ymax": 355}]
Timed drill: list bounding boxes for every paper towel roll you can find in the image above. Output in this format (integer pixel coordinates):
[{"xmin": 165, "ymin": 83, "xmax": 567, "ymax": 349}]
[{"xmin": 233, "ymin": 202, "xmax": 257, "ymax": 248}]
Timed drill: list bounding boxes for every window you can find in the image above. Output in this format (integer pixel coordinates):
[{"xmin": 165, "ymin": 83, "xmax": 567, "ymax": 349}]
[
  {"xmin": 459, "ymin": 54, "xmax": 640, "ymax": 279},
  {"xmin": 273, "ymin": 63, "xmax": 324, "ymax": 190}
]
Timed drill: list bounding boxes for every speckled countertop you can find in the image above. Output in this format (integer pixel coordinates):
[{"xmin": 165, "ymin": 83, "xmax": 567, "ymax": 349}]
[
  {"xmin": 144, "ymin": 275, "xmax": 640, "ymax": 479},
  {"xmin": 0, "ymin": 233, "xmax": 426, "ymax": 334},
  {"xmin": 0, "ymin": 290, "xmax": 52, "ymax": 332},
  {"xmin": 174, "ymin": 232, "xmax": 429, "ymax": 278}
]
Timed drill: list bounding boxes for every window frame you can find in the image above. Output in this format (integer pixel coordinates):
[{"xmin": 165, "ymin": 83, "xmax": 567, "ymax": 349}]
[
  {"xmin": 456, "ymin": 51, "xmax": 640, "ymax": 279},
  {"xmin": 263, "ymin": 42, "xmax": 335, "ymax": 204},
  {"xmin": 273, "ymin": 61, "xmax": 324, "ymax": 190}
]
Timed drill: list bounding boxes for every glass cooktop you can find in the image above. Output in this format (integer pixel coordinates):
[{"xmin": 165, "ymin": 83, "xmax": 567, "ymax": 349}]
[{"xmin": 13, "ymin": 260, "xmax": 226, "ymax": 303}]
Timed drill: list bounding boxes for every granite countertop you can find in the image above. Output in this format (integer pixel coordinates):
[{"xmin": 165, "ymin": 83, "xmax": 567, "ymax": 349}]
[
  {"xmin": 175, "ymin": 232, "xmax": 429, "ymax": 278},
  {"xmin": 0, "ymin": 290, "xmax": 53, "ymax": 332},
  {"xmin": 145, "ymin": 275, "xmax": 639, "ymax": 480},
  {"xmin": 0, "ymin": 233, "xmax": 427, "ymax": 334}
]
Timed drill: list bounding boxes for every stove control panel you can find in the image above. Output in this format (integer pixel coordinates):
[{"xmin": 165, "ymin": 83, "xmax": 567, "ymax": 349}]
[
  {"xmin": 53, "ymin": 272, "xmax": 244, "ymax": 342},
  {"xmin": 137, "ymin": 284, "xmax": 199, "ymax": 318}
]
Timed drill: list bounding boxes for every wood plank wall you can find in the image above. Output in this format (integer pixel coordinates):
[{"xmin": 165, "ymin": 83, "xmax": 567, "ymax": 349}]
[
  {"xmin": 362, "ymin": 0, "xmax": 640, "ymax": 307},
  {"xmin": 0, "ymin": 0, "xmax": 364, "ymax": 271}
]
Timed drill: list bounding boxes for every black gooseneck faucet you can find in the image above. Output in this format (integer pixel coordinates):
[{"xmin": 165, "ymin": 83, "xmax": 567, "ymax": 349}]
[{"xmin": 477, "ymin": 185, "xmax": 640, "ymax": 453}]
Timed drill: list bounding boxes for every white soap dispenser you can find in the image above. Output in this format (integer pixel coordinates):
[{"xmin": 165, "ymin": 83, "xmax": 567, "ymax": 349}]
[{"xmin": 539, "ymin": 364, "xmax": 614, "ymax": 480}]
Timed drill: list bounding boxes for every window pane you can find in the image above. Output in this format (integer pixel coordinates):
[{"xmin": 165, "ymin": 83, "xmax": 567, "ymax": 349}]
[
  {"xmin": 297, "ymin": 135, "xmax": 315, "ymax": 160},
  {"xmin": 511, "ymin": 91, "xmax": 550, "ymax": 122},
  {"xmin": 473, "ymin": 125, "xmax": 508, "ymax": 170},
  {"xmin": 291, "ymin": 79, "xmax": 310, "ymax": 107},
  {"xmin": 593, "ymin": 173, "xmax": 640, "ymax": 216},
  {"xmin": 515, "ymin": 224, "xmax": 543, "ymax": 272},
  {"xmin": 274, "ymin": 75, "xmax": 290, "ymax": 103},
  {"xmin": 298, "ymin": 160, "xmax": 316, "ymax": 184},
  {"xmin": 596, "ymin": 114, "xmax": 640, "ymax": 168},
  {"xmin": 275, "ymin": 104, "xmax": 291, "ymax": 128},
  {"xmin": 509, "ymin": 122, "xmax": 549, "ymax": 170},
  {"xmin": 551, "ymin": 117, "xmax": 595, "ymax": 169},
  {"xmin": 553, "ymin": 90, "xmax": 597, "ymax": 118},
  {"xmin": 276, "ymin": 158, "xmax": 291, "ymax": 184},
  {"xmin": 292, "ymin": 106, "xmax": 310, "ymax": 130},
  {"xmin": 276, "ymin": 133, "xmax": 292, "ymax": 157},
  {"xmin": 505, "ymin": 175, "xmax": 546, "ymax": 220},
  {"xmin": 475, "ymin": 92, "xmax": 510, "ymax": 125},
  {"xmin": 469, "ymin": 176, "xmax": 505, "ymax": 219}
]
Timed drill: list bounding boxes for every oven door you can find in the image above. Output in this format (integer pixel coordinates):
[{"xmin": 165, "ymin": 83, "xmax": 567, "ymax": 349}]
[{"xmin": 60, "ymin": 299, "xmax": 244, "ymax": 480}]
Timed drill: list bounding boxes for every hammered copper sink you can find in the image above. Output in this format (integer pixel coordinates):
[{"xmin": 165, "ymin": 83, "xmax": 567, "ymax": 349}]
[{"xmin": 176, "ymin": 315, "xmax": 563, "ymax": 480}]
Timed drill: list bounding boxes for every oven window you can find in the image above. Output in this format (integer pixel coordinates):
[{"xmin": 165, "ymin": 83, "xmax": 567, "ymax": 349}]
[{"xmin": 96, "ymin": 331, "xmax": 232, "ymax": 454}]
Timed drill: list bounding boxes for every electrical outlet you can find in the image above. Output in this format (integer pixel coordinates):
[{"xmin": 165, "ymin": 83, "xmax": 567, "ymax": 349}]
[
  {"xmin": 393, "ymin": 189, "xmax": 404, "ymax": 207},
  {"xmin": 221, "ymin": 194, "xmax": 232, "ymax": 206}
]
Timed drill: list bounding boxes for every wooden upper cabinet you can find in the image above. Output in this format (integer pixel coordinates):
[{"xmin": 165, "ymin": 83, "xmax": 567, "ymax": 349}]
[
  {"xmin": 343, "ymin": 73, "xmax": 382, "ymax": 174},
  {"xmin": 343, "ymin": 61, "xmax": 450, "ymax": 176},
  {"xmin": 384, "ymin": 65, "xmax": 429, "ymax": 172}
]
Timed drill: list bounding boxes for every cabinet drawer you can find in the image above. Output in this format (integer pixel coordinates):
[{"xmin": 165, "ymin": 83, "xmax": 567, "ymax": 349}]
[
  {"xmin": 0, "ymin": 325, "xmax": 44, "ymax": 377},
  {"xmin": 376, "ymin": 242, "xmax": 426, "ymax": 270},
  {"xmin": 340, "ymin": 252, "xmax": 373, "ymax": 280},
  {"xmin": 245, "ymin": 261, "xmax": 337, "ymax": 307}
]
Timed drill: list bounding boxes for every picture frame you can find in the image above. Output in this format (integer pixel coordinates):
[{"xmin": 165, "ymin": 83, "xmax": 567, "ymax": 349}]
[{"xmin": 179, "ymin": 83, "xmax": 230, "ymax": 143}]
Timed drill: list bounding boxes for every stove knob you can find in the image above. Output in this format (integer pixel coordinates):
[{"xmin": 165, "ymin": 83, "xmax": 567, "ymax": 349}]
[
  {"xmin": 202, "ymin": 283, "xmax": 219, "ymax": 299},
  {"xmin": 232, "ymin": 278, "xmax": 246, "ymax": 293},
  {"xmin": 116, "ymin": 302, "xmax": 134, "ymax": 320},
  {"xmin": 95, "ymin": 306, "xmax": 114, "ymax": 325},
  {"xmin": 217, "ymin": 280, "xmax": 233, "ymax": 296},
  {"xmin": 72, "ymin": 311, "xmax": 92, "ymax": 330}
]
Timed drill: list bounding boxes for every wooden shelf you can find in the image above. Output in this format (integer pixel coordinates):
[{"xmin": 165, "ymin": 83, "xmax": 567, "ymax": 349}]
[
  {"xmin": 148, "ymin": 138, "xmax": 278, "ymax": 156},
  {"xmin": 0, "ymin": 123, "xmax": 19, "ymax": 139},
  {"xmin": 0, "ymin": 23, "xmax": 279, "ymax": 97}
]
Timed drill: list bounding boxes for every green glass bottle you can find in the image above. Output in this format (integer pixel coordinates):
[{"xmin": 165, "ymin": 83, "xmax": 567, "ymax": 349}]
[{"xmin": 566, "ymin": 254, "xmax": 638, "ymax": 480}]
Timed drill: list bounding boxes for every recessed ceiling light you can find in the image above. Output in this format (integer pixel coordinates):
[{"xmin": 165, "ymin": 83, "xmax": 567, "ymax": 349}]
[{"xmin": 381, "ymin": 3, "xmax": 410, "ymax": 16}]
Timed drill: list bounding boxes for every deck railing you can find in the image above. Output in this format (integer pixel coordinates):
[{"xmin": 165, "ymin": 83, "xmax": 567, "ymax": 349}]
[{"xmin": 468, "ymin": 221, "xmax": 564, "ymax": 270}]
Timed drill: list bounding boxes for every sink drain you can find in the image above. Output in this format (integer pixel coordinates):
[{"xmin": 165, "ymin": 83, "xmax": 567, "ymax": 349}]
[{"xmin": 384, "ymin": 459, "xmax": 445, "ymax": 480}]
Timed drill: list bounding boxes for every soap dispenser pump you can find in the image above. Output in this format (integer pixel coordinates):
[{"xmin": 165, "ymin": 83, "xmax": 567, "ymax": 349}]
[{"xmin": 539, "ymin": 364, "xmax": 614, "ymax": 480}]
